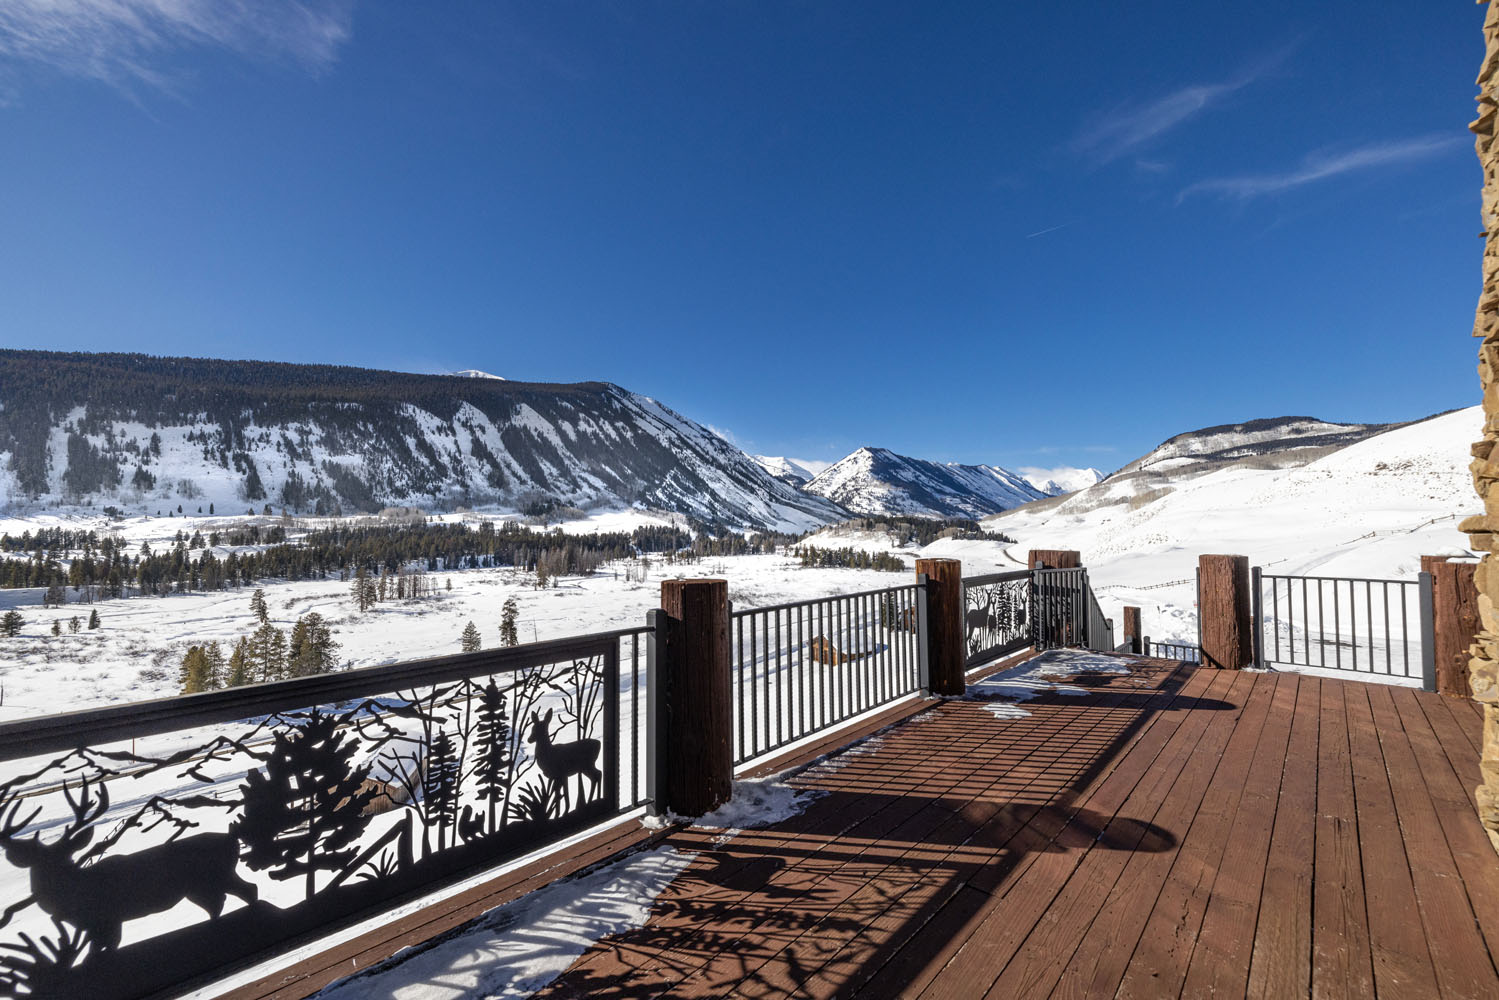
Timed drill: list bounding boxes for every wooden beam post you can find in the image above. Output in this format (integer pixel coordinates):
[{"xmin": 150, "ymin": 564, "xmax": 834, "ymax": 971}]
[
  {"xmin": 1123, "ymin": 606, "xmax": 1143, "ymax": 654},
  {"xmin": 1422, "ymin": 555, "xmax": 1479, "ymax": 698},
  {"xmin": 1198, "ymin": 554, "xmax": 1252, "ymax": 670},
  {"xmin": 915, "ymin": 558, "xmax": 964, "ymax": 695},
  {"xmin": 1028, "ymin": 549, "xmax": 1081, "ymax": 570},
  {"xmin": 659, "ymin": 578, "xmax": 732, "ymax": 816}
]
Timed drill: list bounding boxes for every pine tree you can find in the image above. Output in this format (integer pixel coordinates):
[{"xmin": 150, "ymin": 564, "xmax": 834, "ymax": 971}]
[
  {"xmin": 87, "ymin": 609, "xmax": 100, "ymax": 630},
  {"xmin": 250, "ymin": 621, "xmax": 287, "ymax": 682},
  {"xmin": 68, "ymin": 617, "xmax": 80, "ymax": 634},
  {"xmin": 288, "ymin": 613, "xmax": 339, "ymax": 677},
  {"xmin": 351, "ymin": 567, "xmax": 370, "ymax": 613},
  {"xmin": 249, "ymin": 588, "xmax": 270, "ymax": 626},
  {"xmin": 180, "ymin": 645, "xmax": 212, "ymax": 693},
  {"xmin": 499, "ymin": 598, "xmax": 519, "ymax": 647},
  {"xmin": 461, "ymin": 620, "xmax": 481, "ymax": 653},
  {"xmin": 0, "ymin": 611, "xmax": 21, "ymax": 638},
  {"xmin": 204, "ymin": 640, "xmax": 226, "ymax": 689},
  {"xmin": 227, "ymin": 638, "xmax": 251, "ymax": 686}
]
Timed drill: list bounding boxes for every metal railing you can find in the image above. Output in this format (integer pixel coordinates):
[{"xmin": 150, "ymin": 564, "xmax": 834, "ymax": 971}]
[
  {"xmin": 962, "ymin": 569, "xmax": 1032, "ymax": 667},
  {"xmin": 1144, "ymin": 639, "xmax": 1202, "ymax": 663},
  {"xmin": 1253, "ymin": 568, "xmax": 1434, "ymax": 688},
  {"xmin": 729, "ymin": 583, "xmax": 926, "ymax": 767},
  {"xmin": 0, "ymin": 629, "xmax": 654, "ymax": 999}
]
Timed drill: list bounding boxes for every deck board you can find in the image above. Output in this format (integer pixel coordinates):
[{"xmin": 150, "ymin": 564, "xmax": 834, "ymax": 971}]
[{"xmin": 292, "ymin": 656, "xmax": 1499, "ymax": 1000}]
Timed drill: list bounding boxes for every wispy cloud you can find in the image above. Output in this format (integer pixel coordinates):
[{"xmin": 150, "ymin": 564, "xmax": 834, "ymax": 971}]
[
  {"xmin": 0, "ymin": 0, "xmax": 354, "ymax": 99},
  {"xmin": 1073, "ymin": 42, "xmax": 1299, "ymax": 165},
  {"xmin": 1024, "ymin": 222, "xmax": 1075, "ymax": 240},
  {"xmin": 1178, "ymin": 134, "xmax": 1463, "ymax": 201}
]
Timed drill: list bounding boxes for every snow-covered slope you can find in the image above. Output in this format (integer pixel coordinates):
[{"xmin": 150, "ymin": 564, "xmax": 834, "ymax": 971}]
[
  {"xmin": 0, "ymin": 351, "xmax": 845, "ymax": 532},
  {"xmin": 1021, "ymin": 467, "xmax": 1104, "ymax": 496},
  {"xmin": 803, "ymin": 447, "xmax": 1047, "ymax": 519},
  {"xmin": 753, "ymin": 455, "xmax": 817, "ymax": 487},
  {"xmin": 452, "ymin": 369, "xmax": 507, "ymax": 381},
  {"xmin": 1110, "ymin": 415, "xmax": 1394, "ymax": 479},
  {"xmin": 985, "ymin": 405, "xmax": 1482, "ymax": 643}
]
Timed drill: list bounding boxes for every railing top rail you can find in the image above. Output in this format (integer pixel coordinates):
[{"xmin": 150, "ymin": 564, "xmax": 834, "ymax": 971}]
[
  {"xmin": 0, "ymin": 628, "xmax": 632, "ymax": 761},
  {"xmin": 1259, "ymin": 573, "xmax": 1419, "ymax": 586},
  {"xmin": 961, "ymin": 569, "xmax": 1031, "ymax": 586},
  {"xmin": 731, "ymin": 582, "xmax": 920, "ymax": 619},
  {"xmin": 1033, "ymin": 566, "xmax": 1087, "ymax": 577}
]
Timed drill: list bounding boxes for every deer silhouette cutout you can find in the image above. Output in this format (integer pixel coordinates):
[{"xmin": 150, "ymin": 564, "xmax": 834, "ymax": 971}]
[
  {"xmin": 525, "ymin": 708, "xmax": 601, "ymax": 814},
  {"xmin": 966, "ymin": 589, "xmax": 997, "ymax": 641},
  {"xmin": 0, "ymin": 780, "xmax": 257, "ymax": 953}
]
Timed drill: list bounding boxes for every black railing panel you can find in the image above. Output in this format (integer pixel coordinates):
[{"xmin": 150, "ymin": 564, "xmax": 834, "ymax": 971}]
[
  {"xmin": 0, "ymin": 633, "xmax": 635, "ymax": 999},
  {"xmin": 1256, "ymin": 571, "xmax": 1430, "ymax": 685},
  {"xmin": 730, "ymin": 584, "xmax": 922, "ymax": 767},
  {"xmin": 961, "ymin": 570, "xmax": 1032, "ymax": 667}
]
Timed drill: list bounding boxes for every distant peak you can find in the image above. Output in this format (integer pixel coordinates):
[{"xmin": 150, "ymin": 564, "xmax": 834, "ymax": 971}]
[{"xmin": 452, "ymin": 369, "xmax": 506, "ymax": 381}]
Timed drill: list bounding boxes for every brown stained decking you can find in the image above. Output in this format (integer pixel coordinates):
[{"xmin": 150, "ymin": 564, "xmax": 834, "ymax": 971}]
[{"xmin": 528, "ymin": 657, "xmax": 1499, "ymax": 1000}]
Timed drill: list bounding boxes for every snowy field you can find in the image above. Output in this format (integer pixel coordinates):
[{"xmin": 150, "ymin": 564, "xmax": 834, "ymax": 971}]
[{"xmin": 0, "ymin": 406, "xmax": 1484, "ymax": 722}]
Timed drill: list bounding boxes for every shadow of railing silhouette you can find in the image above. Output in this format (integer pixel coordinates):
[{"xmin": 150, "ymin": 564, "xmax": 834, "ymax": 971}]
[{"xmin": 522, "ymin": 660, "xmax": 1232, "ymax": 999}]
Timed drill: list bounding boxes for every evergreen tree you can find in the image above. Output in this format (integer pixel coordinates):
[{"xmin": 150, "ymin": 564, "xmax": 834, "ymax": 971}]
[
  {"xmin": 499, "ymin": 598, "xmax": 519, "ymax": 647},
  {"xmin": 68, "ymin": 617, "xmax": 80, "ymax": 634},
  {"xmin": 249, "ymin": 588, "xmax": 270, "ymax": 625},
  {"xmin": 288, "ymin": 612, "xmax": 339, "ymax": 677},
  {"xmin": 233, "ymin": 710, "xmax": 373, "ymax": 898},
  {"xmin": 180, "ymin": 645, "xmax": 212, "ymax": 693},
  {"xmin": 204, "ymin": 640, "xmax": 226, "ymax": 688},
  {"xmin": 0, "ymin": 611, "xmax": 20, "ymax": 638},
  {"xmin": 461, "ymin": 620, "xmax": 481, "ymax": 653},
  {"xmin": 351, "ymin": 566, "xmax": 371, "ymax": 613},
  {"xmin": 250, "ymin": 621, "xmax": 287, "ymax": 682},
  {"xmin": 227, "ymin": 638, "xmax": 251, "ymax": 686},
  {"xmin": 473, "ymin": 680, "xmax": 513, "ymax": 832},
  {"xmin": 50, "ymin": 620, "xmax": 60, "ymax": 637},
  {"xmin": 209, "ymin": 503, "xmax": 215, "ymax": 515},
  {"xmin": 87, "ymin": 609, "xmax": 100, "ymax": 630}
]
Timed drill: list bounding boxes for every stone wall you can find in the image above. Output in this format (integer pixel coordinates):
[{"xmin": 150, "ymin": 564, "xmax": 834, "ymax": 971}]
[{"xmin": 1465, "ymin": 0, "xmax": 1499, "ymax": 854}]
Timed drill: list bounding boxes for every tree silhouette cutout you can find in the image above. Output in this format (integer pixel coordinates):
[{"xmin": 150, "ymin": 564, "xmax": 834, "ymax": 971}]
[
  {"xmin": 423, "ymin": 729, "xmax": 461, "ymax": 852},
  {"xmin": 233, "ymin": 710, "xmax": 374, "ymax": 898},
  {"xmin": 472, "ymin": 680, "xmax": 513, "ymax": 833}
]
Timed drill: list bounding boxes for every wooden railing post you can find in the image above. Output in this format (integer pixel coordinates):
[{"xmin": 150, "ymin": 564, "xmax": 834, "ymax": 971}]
[
  {"xmin": 659, "ymin": 578, "xmax": 731, "ymax": 816},
  {"xmin": 916, "ymin": 558, "xmax": 964, "ymax": 695},
  {"xmin": 1198, "ymin": 554, "xmax": 1252, "ymax": 670},
  {"xmin": 1028, "ymin": 549, "xmax": 1080, "ymax": 571},
  {"xmin": 1421, "ymin": 555, "xmax": 1479, "ymax": 698},
  {"xmin": 1123, "ymin": 606, "xmax": 1142, "ymax": 654}
]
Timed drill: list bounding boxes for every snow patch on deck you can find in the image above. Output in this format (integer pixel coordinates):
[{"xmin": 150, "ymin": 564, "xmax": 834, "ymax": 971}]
[
  {"xmin": 313, "ymin": 846, "xmax": 693, "ymax": 1000},
  {"xmin": 968, "ymin": 649, "xmax": 1140, "ymax": 720}
]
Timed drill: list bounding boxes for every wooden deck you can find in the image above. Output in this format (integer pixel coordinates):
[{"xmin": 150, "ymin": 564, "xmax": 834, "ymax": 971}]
[{"xmin": 530, "ymin": 656, "xmax": 1499, "ymax": 999}]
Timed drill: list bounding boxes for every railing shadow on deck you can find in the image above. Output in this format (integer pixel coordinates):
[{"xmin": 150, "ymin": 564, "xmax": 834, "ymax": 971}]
[{"xmin": 352, "ymin": 661, "xmax": 1240, "ymax": 1000}]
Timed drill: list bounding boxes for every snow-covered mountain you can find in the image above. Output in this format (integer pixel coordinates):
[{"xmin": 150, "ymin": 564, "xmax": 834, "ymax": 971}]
[
  {"xmin": 1110, "ymin": 415, "xmax": 1396, "ymax": 479},
  {"xmin": 802, "ymin": 447, "xmax": 1048, "ymax": 519},
  {"xmin": 1021, "ymin": 467, "xmax": 1105, "ymax": 496},
  {"xmin": 987, "ymin": 406, "xmax": 1479, "ymax": 586},
  {"xmin": 0, "ymin": 351, "xmax": 845, "ymax": 531},
  {"xmin": 753, "ymin": 455, "xmax": 818, "ymax": 488}
]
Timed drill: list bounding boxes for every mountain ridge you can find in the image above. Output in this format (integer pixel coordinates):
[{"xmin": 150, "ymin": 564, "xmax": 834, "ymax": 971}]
[{"xmin": 0, "ymin": 350, "xmax": 845, "ymax": 531}]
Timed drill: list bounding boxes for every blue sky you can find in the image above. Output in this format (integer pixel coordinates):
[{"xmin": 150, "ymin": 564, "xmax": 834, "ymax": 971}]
[{"xmin": 0, "ymin": 1, "xmax": 1484, "ymax": 475}]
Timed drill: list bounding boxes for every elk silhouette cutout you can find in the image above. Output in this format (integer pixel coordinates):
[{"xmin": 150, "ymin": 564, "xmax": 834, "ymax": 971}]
[
  {"xmin": 966, "ymin": 588, "xmax": 997, "ymax": 642},
  {"xmin": 525, "ymin": 708, "xmax": 601, "ymax": 814},
  {"xmin": 0, "ymin": 780, "xmax": 257, "ymax": 953}
]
